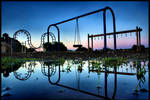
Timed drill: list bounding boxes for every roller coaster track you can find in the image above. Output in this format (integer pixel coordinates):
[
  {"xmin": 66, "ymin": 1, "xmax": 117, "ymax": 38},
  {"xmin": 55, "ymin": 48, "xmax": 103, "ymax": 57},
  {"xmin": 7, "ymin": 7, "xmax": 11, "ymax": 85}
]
[{"xmin": 13, "ymin": 29, "xmax": 56, "ymax": 49}]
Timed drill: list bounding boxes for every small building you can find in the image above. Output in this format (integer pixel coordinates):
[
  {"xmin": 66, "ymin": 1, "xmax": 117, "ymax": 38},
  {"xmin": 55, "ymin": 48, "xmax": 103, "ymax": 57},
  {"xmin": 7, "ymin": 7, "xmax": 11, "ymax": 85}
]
[{"xmin": 1, "ymin": 41, "xmax": 11, "ymax": 54}]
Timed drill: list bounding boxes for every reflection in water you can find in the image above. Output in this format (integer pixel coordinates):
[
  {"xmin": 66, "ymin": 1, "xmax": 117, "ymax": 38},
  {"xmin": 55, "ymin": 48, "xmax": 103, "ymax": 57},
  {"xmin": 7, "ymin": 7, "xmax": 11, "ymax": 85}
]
[
  {"xmin": 66, "ymin": 60, "xmax": 72, "ymax": 73},
  {"xmin": 1, "ymin": 59, "xmax": 149, "ymax": 100},
  {"xmin": 41, "ymin": 61, "xmax": 57, "ymax": 77},
  {"xmin": 47, "ymin": 59, "xmax": 113, "ymax": 99},
  {"xmin": 41, "ymin": 62, "xmax": 49, "ymax": 76},
  {"xmin": 47, "ymin": 59, "xmax": 148, "ymax": 99},
  {"xmin": 13, "ymin": 62, "xmax": 34, "ymax": 81},
  {"xmin": 2, "ymin": 61, "xmax": 25, "ymax": 77},
  {"xmin": 47, "ymin": 62, "xmax": 111, "ymax": 99},
  {"xmin": 48, "ymin": 63, "xmax": 60, "ymax": 85},
  {"xmin": 133, "ymin": 61, "xmax": 148, "ymax": 94},
  {"xmin": 112, "ymin": 67, "xmax": 117, "ymax": 99}
]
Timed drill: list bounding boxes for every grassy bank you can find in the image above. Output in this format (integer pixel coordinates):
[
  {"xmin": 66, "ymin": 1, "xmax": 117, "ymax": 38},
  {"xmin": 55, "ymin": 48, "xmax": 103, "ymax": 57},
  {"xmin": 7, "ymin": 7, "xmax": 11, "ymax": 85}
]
[
  {"xmin": 1, "ymin": 57, "xmax": 41, "ymax": 69},
  {"xmin": 1, "ymin": 57, "xmax": 66, "ymax": 69},
  {"xmin": 1, "ymin": 57, "xmax": 41, "ymax": 64}
]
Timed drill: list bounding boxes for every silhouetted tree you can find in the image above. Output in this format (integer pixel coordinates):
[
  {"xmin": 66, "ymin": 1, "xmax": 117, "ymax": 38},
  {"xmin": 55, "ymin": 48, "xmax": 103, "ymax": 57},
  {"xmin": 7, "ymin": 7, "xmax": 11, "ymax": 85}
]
[
  {"xmin": 3, "ymin": 33, "xmax": 10, "ymax": 43},
  {"xmin": 100, "ymin": 47, "xmax": 113, "ymax": 52},
  {"xmin": 2, "ymin": 62, "xmax": 24, "ymax": 77},
  {"xmin": 27, "ymin": 48, "xmax": 35, "ymax": 52},
  {"xmin": 52, "ymin": 42, "xmax": 67, "ymax": 51},
  {"xmin": 3, "ymin": 33, "xmax": 9, "ymax": 39},
  {"xmin": 140, "ymin": 45, "xmax": 145, "ymax": 52},
  {"xmin": 131, "ymin": 44, "xmax": 145, "ymax": 52},
  {"xmin": 2, "ymin": 33, "xmax": 26, "ymax": 52},
  {"xmin": 131, "ymin": 45, "xmax": 137, "ymax": 51},
  {"xmin": 13, "ymin": 39, "xmax": 22, "ymax": 52},
  {"xmin": 43, "ymin": 42, "xmax": 67, "ymax": 52},
  {"xmin": 43, "ymin": 42, "xmax": 53, "ymax": 51}
]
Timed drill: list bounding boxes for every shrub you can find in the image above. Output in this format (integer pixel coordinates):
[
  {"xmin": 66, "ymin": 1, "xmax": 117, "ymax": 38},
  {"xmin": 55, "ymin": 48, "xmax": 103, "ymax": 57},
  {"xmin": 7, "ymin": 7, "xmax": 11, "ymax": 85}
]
[
  {"xmin": 43, "ymin": 42, "xmax": 67, "ymax": 52},
  {"xmin": 131, "ymin": 45, "xmax": 145, "ymax": 52}
]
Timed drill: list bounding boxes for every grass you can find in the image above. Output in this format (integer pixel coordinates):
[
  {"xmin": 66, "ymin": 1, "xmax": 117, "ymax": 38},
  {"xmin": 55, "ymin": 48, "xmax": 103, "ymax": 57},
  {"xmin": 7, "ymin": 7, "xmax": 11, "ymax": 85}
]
[
  {"xmin": 43, "ymin": 57, "xmax": 65, "ymax": 66},
  {"xmin": 102, "ymin": 57, "xmax": 129, "ymax": 67},
  {"xmin": 1, "ymin": 57, "xmax": 40, "ymax": 64},
  {"xmin": 1, "ymin": 57, "xmax": 41, "ymax": 69}
]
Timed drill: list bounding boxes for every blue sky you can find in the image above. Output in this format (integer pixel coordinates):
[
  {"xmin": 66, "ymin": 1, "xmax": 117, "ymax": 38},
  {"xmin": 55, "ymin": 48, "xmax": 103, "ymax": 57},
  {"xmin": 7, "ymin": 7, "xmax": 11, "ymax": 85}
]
[{"xmin": 1, "ymin": 1, "xmax": 149, "ymax": 50}]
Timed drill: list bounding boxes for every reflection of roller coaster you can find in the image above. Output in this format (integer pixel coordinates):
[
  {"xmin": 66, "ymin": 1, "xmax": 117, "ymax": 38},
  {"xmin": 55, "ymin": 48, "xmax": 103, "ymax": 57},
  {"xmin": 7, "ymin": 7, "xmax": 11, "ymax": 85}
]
[
  {"xmin": 41, "ymin": 62, "xmax": 57, "ymax": 77},
  {"xmin": 13, "ymin": 29, "xmax": 56, "ymax": 49},
  {"xmin": 13, "ymin": 62, "xmax": 33, "ymax": 81}
]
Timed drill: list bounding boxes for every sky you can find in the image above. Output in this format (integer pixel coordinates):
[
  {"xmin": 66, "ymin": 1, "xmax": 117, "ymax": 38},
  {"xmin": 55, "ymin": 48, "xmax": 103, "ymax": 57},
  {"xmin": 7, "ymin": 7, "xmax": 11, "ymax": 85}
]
[{"xmin": 1, "ymin": 1, "xmax": 149, "ymax": 51}]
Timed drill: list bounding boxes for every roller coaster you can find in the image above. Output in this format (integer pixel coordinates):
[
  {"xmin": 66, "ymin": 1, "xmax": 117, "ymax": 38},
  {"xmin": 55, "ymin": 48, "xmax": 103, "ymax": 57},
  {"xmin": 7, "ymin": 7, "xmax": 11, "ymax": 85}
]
[{"xmin": 13, "ymin": 29, "xmax": 56, "ymax": 49}]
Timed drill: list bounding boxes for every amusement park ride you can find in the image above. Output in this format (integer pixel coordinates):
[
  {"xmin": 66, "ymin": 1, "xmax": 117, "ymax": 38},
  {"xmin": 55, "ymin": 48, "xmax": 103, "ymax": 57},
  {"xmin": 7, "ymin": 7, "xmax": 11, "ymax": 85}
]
[{"xmin": 12, "ymin": 6, "xmax": 142, "ymax": 52}]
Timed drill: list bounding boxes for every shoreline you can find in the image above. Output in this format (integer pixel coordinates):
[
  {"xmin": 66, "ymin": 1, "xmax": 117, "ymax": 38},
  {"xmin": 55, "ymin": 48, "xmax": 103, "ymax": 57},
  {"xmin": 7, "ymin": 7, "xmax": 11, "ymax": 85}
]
[{"xmin": 1, "ymin": 50, "xmax": 149, "ymax": 61}]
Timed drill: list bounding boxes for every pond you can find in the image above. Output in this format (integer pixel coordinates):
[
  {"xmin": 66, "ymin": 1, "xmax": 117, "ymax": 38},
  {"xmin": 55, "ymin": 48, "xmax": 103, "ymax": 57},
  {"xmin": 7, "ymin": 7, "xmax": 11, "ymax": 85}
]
[{"xmin": 1, "ymin": 59, "xmax": 149, "ymax": 100}]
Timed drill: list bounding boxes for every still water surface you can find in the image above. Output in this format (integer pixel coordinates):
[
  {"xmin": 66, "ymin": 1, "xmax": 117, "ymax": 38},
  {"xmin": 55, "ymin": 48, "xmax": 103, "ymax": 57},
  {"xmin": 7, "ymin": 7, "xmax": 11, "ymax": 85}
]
[{"xmin": 1, "ymin": 59, "xmax": 149, "ymax": 100}]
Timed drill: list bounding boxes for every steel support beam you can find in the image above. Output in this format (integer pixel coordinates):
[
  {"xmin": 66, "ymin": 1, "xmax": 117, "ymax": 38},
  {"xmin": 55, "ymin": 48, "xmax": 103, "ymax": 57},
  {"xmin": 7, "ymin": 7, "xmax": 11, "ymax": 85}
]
[
  {"xmin": 105, "ymin": 66, "xmax": 108, "ymax": 97},
  {"xmin": 139, "ymin": 28, "xmax": 141, "ymax": 52},
  {"xmin": 91, "ymin": 35, "xmax": 93, "ymax": 51},
  {"xmin": 136, "ymin": 27, "xmax": 139, "ymax": 52},
  {"xmin": 103, "ymin": 10, "xmax": 107, "ymax": 51},
  {"xmin": 47, "ymin": 6, "xmax": 116, "ymax": 52},
  {"xmin": 54, "ymin": 8, "xmax": 105, "ymax": 25},
  {"xmin": 88, "ymin": 34, "xmax": 89, "ymax": 51},
  {"xmin": 89, "ymin": 28, "xmax": 142, "ymax": 37},
  {"xmin": 47, "ymin": 24, "xmax": 60, "ymax": 51}
]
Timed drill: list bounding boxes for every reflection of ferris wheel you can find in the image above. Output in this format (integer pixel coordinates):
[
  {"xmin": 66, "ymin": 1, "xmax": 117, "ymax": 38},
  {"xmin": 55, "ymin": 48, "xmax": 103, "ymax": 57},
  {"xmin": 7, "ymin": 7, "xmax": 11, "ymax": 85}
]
[
  {"xmin": 13, "ymin": 29, "xmax": 56, "ymax": 49},
  {"xmin": 13, "ymin": 63, "xmax": 33, "ymax": 81},
  {"xmin": 41, "ymin": 63, "xmax": 57, "ymax": 77}
]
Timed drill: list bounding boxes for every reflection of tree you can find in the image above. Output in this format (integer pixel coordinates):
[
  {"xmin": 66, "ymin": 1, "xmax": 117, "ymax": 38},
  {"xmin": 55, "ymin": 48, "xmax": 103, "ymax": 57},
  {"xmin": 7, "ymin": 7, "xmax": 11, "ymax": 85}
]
[
  {"xmin": 42, "ymin": 59, "xmax": 65, "ymax": 77},
  {"xmin": 2, "ymin": 61, "xmax": 25, "ymax": 77},
  {"xmin": 78, "ymin": 65, "xmax": 83, "ymax": 73},
  {"xmin": 66, "ymin": 60, "xmax": 72, "ymax": 73},
  {"xmin": 42, "ymin": 61, "xmax": 57, "ymax": 77},
  {"xmin": 61, "ymin": 65, "xmax": 65, "ymax": 72},
  {"xmin": 77, "ymin": 59, "xmax": 85, "ymax": 73},
  {"xmin": 44, "ymin": 59, "xmax": 65, "ymax": 66}
]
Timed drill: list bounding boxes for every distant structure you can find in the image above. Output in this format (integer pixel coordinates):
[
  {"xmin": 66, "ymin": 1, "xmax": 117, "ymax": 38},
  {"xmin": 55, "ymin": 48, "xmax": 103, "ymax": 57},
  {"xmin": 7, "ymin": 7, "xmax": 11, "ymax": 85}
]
[
  {"xmin": 1, "ymin": 33, "xmax": 23, "ymax": 54},
  {"xmin": 1, "ymin": 41, "xmax": 11, "ymax": 54},
  {"xmin": 88, "ymin": 26, "xmax": 142, "ymax": 52}
]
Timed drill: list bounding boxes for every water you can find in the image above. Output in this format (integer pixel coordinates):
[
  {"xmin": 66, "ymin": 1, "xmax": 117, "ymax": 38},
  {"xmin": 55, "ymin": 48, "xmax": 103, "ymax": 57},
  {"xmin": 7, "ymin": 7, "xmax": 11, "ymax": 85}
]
[{"xmin": 1, "ymin": 59, "xmax": 149, "ymax": 100}]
